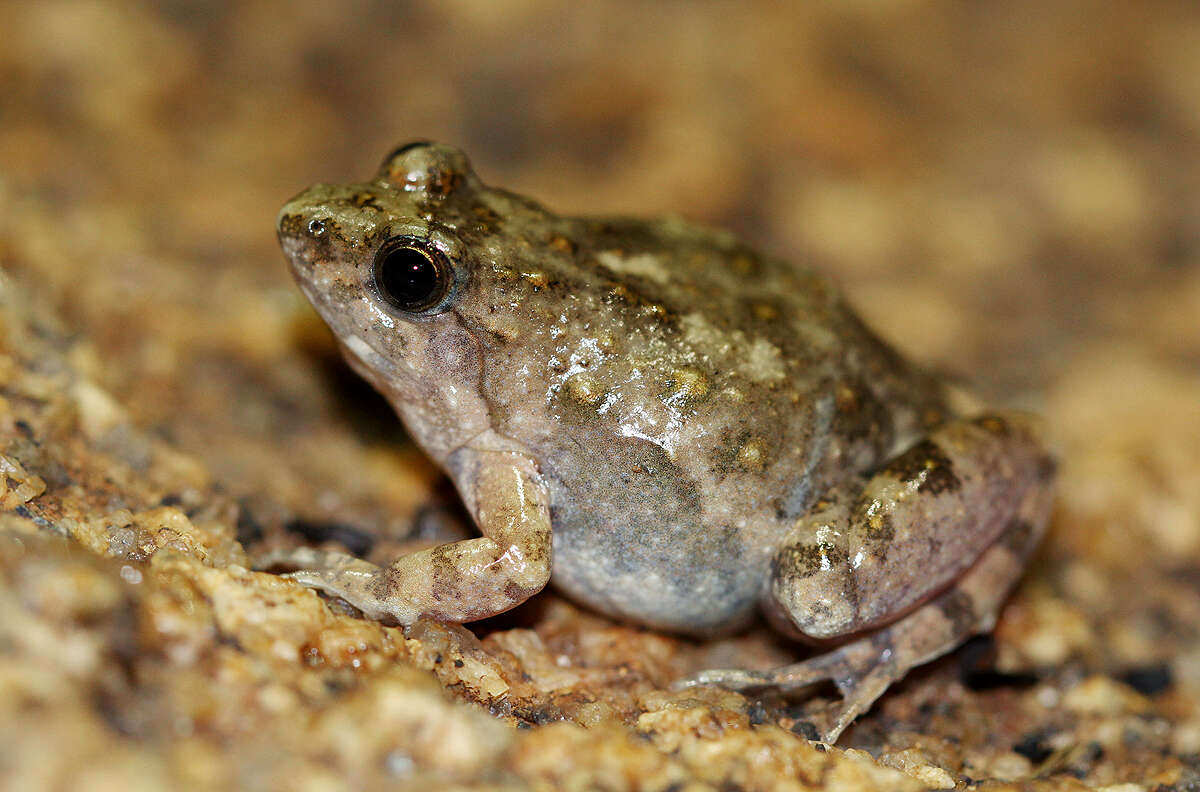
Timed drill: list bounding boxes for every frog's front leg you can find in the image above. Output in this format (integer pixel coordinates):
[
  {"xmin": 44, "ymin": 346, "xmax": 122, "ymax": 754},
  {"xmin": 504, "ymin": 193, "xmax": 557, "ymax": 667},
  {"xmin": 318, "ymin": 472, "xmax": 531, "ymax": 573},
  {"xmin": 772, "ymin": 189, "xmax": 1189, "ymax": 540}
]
[
  {"xmin": 259, "ymin": 448, "xmax": 551, "ymax": 625},
  {"xmin": 679, "ymin": 413, "xmax": 1055, "ymax": 742}
]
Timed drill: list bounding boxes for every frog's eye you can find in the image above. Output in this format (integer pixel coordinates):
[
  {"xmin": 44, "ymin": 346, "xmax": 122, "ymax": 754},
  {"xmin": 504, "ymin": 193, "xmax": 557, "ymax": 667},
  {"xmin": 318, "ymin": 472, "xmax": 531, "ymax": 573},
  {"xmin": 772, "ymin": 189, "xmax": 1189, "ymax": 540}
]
[{"xmin": 372, "ymin": 236, "xmax": 454, "ymax": 314}]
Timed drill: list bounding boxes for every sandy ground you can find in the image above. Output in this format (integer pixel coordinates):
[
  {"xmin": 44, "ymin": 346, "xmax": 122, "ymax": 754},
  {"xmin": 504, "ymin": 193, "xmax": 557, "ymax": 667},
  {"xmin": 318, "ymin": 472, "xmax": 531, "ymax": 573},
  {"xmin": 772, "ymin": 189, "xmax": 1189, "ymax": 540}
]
[{"xmin": 1, "ymin": 2, "xmax": 1198, "ymax": 789}]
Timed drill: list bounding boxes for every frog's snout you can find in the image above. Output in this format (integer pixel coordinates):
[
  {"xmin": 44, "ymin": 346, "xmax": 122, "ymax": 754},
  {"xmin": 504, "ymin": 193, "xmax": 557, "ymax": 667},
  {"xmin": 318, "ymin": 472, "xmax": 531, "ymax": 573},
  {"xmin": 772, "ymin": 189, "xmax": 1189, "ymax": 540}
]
[
  {"xmin": 276, "ymin": 189, "xmax": 324, "ymax": 238},
  {"xmin": 275, "ymin": 215, "xmax": 314, "ymax": 273},
  {"xmin": 276, "ymin": 190, "xmax": 344, "ymax": 278}
]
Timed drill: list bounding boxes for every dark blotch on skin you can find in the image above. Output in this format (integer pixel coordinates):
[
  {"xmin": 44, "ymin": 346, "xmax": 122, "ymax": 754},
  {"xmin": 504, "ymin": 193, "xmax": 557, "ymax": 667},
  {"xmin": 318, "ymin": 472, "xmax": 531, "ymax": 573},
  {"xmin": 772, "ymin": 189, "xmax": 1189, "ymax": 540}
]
[
  {"xmin": 710, "ymin": 429, "xmax": 763, "ymax": 478},
  {"xmin": 832, "ymin": 380, "xmax": 894, "ymax": 460},
  {"xmin": 1035, "ymin": 454, "xmax": 1058, "ymax": 482},
  {"xmin": 871, "ymin": 512, "xmax": 895, "ymax": 544},
  {"xmin": 847, "ymin": 497, "xmax": 896, "ymax": 546},
  {"xmin": 808, "ymin": 601, "xmax": 834, "ymax": 620},
  {"xmin": 1001, "ymin": 519, "xmax": 1036, "ymax": 555},
  {"xmin": 771, "ymin": 543, "xmax": 825, "ymax": 580},
  {"xmin": 279, "ymin": 213, "xmax": 343, "ymax": 262},
  {"xmin": 884, "ymin": 440, "xmax": 961, "ymax": 495},
  {"xmin": 277, "ymin": 213, "xmax": 307, "ymax": 238},
  {"xmin": 771, "ymin": 539, "xmax": 848, "ymax": 581},
  {"xmin": 352, "ymin": 192, "xmax": 383, "ymax": 210},
  {"xmin": 937, "ymin": 589, "xmax": 979, "ymax": 636}
]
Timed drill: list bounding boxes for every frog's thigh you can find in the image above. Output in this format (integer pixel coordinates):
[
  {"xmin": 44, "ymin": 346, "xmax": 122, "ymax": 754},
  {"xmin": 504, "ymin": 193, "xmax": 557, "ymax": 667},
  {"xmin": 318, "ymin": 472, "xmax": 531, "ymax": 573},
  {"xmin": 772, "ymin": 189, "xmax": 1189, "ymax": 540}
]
[
  {"xmin": 258, "ymin": 450, "xmax": 552, "ymax": 625},
  {"xmin": 683, "ymin": 483, "xmax": 1052, "ymax": 742},
  {"xmin": 770, "ymin": 412, "xmax": 1054, "ymax": 640}
]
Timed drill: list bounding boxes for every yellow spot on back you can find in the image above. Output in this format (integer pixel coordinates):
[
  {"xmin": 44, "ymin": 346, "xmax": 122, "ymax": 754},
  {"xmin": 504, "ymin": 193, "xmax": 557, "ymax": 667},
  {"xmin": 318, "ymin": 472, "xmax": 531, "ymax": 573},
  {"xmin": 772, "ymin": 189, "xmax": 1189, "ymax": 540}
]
[
  {"xmin": 737, "ymin": 438, "xmax": 767, "ymax": 471},
  {"xmin": 666, "ymin": 366, "xmax": 709, "ymax": 404},
  {"xmin": 565, "ymin": 374, "xmax": 603, "ymax": 405},
  {"xmin": 596, "ymin": 251, "xmax": 671, "ymax": 285},
  {"xmin": 521, "ymin": 271, "xmax": 548, "ymax": 288}
]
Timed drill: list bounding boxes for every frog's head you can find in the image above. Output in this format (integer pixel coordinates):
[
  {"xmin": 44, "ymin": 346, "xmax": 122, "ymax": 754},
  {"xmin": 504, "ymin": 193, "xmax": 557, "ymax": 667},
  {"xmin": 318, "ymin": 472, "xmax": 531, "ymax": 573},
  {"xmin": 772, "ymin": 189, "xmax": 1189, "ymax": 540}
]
[{"xmin": 276, "ymin": 141, "xmax": 569, "ymax": 460}]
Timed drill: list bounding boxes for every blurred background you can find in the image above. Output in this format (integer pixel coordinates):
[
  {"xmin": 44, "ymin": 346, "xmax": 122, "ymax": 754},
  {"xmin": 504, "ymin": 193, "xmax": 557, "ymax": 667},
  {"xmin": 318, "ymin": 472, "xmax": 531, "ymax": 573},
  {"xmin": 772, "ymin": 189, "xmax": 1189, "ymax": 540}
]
[
  {"xmin": 4, "ymin": 1, "xmax": 1197, "ymax": 497},
  {"xmin": 5, "ymin": 0, "xmax": 1198, "ymax": 523},
  {"xmin": 2, "ymin": 1, "xmax": 1199, "ymax": 787}
]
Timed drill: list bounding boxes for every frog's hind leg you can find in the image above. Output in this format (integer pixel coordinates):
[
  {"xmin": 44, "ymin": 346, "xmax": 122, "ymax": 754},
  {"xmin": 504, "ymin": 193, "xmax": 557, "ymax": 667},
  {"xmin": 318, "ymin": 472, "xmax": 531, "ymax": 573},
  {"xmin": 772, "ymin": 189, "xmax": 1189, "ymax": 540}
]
[
  {"xmin": 678, "ymin": 413, "xmax": 1055, "ymax": 741},
  {"xmin": 679, "ymin": 484, "xmax": 1052, "ymax": 743},
  {"xmin": 771, "ymin": 414, "xmax": 1054, "ymax": 643}
]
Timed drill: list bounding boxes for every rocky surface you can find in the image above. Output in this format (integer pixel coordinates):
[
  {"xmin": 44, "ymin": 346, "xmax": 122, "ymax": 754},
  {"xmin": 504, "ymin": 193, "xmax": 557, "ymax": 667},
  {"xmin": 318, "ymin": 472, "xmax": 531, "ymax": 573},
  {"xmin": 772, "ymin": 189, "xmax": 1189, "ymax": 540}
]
[{"xmin": 1, "ymin": 1, "xmax": 1199, "ymax": 789}]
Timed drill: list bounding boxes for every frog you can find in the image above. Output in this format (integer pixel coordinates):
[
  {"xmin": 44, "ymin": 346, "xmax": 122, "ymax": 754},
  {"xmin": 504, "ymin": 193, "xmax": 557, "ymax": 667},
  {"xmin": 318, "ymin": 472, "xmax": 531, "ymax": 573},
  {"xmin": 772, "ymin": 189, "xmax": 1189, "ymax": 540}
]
[{"xmin": 268, "ymin": 141, "xmax": 1056, "ymax": 742}]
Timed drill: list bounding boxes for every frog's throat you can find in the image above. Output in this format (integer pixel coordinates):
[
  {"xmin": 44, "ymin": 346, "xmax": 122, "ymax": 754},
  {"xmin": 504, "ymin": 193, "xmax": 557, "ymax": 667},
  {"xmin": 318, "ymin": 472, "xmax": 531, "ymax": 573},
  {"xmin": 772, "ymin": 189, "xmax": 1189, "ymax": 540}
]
[{"xmin": 333, "ymin": 333, "xmax": 504, "ymax": 467}]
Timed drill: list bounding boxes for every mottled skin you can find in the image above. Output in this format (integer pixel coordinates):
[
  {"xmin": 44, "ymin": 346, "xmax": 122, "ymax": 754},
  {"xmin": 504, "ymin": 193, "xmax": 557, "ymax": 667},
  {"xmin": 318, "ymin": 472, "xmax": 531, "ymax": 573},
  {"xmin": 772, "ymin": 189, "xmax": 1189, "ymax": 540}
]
[{"xmin": 268, "ymin": 142, "xmax": 1056, "ymax": 742}]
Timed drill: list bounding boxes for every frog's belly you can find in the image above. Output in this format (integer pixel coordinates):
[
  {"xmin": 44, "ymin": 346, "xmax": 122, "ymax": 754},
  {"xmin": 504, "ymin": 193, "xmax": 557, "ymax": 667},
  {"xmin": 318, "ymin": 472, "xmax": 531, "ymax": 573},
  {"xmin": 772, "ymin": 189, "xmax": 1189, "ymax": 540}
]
[
  {"xmin": 550, "ymin": 522, "xmax": 768, "ymax": 636},
  {"xmin": 540, "ymin": 435, "xmax": 770, "ymax": 636}
]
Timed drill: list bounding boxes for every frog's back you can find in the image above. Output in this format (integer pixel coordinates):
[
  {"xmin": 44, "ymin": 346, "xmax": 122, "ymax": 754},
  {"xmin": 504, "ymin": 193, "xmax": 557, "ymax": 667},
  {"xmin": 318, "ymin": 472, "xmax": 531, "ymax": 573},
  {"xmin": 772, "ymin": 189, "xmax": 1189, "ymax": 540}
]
[{"xmin": 464, "ymin": 206, "xmax": 946, "ymax": 634}]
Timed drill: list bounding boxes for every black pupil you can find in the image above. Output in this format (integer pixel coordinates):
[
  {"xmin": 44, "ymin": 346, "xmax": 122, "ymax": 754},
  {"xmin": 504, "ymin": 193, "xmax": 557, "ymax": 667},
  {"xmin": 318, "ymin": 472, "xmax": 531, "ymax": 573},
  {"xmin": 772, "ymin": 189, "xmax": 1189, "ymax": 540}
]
[{"xmin": 377, "ymin": 245, "xmax": 442, "ymax": 310}]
